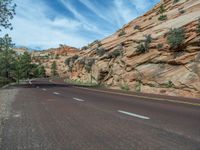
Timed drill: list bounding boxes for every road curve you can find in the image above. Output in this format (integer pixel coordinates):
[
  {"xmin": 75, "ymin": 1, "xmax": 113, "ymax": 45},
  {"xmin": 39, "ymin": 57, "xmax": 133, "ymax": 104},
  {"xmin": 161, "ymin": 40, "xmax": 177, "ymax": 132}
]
[{"xmin": 0, "ymin": 79, "xmax": 199, "ymax": 150}]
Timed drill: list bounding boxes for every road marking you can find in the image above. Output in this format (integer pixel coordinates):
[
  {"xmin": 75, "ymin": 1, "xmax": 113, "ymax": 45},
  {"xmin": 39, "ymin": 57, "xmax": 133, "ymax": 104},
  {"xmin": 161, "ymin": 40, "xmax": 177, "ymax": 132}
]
[
  {"xmin": 73, "ymin": 98, "xmax": 85, "ymax": 102},
  {"xmin": 53, "ymin": 92, "xmax": 60, "ymax": 95},
  {"xmin": 42, "ymin": 88, "xmax": 47, "ymax": 91},
  {"xmin": 75, "ymin": 87, "xmax": 200, "ymax": 107},
  {"xmin": 118, "ymin": 110, "xmax": 150, "ymax": 120}
]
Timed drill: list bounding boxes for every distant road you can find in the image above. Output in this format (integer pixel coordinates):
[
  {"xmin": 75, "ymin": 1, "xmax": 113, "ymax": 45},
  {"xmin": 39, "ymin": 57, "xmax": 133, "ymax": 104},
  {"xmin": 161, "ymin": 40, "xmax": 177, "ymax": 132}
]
[{"xmin": 1, "ymin": 79, "xmax": 200, "ymax": 150}]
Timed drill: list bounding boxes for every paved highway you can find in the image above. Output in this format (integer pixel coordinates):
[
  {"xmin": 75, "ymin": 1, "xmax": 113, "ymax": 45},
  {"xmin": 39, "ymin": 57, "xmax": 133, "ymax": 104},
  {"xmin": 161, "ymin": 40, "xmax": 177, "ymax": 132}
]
[{"xmin": 1, "ymin": 79, "xmax": 200, "ymax": 150}]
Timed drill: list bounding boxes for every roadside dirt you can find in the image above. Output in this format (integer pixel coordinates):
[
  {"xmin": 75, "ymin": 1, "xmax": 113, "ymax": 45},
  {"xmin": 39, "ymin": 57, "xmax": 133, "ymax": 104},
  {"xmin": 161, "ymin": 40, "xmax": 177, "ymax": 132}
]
[{"xmin": 0, "ymin": 89, "xmax": 18, "ymax": 144}]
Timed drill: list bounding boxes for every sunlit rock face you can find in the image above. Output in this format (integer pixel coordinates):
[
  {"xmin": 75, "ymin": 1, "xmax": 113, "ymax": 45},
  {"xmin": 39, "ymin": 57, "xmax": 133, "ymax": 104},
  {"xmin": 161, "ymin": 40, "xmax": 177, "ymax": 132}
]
[{"xmin": 35, "ymin": 0, "xmax": 200, "ymax": 98}]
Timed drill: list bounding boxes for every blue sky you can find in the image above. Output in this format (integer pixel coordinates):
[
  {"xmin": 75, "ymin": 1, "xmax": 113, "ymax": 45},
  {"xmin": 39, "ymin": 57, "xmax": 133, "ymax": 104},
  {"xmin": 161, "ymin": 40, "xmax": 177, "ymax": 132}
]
[{"xmin": 2, "ymin": 0, "xmax": 159, "ymax": 50}]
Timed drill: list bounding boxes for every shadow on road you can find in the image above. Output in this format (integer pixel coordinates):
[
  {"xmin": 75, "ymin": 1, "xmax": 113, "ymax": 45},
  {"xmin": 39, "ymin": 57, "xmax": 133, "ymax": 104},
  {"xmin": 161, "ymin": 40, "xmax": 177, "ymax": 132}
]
[{"xmin": 7, "ymin": 81, "xmax": 97, "ymax": 89}]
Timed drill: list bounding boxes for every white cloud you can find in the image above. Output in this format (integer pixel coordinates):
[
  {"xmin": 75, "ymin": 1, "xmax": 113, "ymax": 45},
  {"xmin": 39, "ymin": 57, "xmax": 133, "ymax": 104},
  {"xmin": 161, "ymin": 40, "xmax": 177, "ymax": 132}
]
[
  {"xmin": 60, "ymin": 0, "xmax": 106, "ymax": 35},
  {"xmin": 1, "ymin": 0, "xmax": 158, "ymax": 50},
  {"xmin": 2, "ymin": 0, "xmax": 90, "ymax": 49},
  {"xmin": 113, "ymin": 0, "xmax": 138, "ymax": 25}
]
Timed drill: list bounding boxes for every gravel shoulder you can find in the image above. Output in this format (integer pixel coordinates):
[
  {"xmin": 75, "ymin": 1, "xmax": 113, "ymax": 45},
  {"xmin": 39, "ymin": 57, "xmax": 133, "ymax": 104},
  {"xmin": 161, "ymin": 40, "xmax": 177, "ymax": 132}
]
[{"xmin": 0, "ymin": 89, "xmax": 18, "ymax": 144}]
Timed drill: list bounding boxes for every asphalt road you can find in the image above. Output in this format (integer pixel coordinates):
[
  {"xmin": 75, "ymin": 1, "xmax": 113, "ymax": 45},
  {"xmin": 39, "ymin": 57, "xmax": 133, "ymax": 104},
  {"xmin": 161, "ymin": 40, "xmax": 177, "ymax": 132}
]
[{"xmin": 0, "ymin": 79, "xmax": 200, "ymax": 150}]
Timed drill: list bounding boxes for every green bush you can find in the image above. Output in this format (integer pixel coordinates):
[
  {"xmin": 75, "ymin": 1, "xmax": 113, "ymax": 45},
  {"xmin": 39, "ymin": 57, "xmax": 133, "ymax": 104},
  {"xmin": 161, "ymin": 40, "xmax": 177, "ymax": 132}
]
[
  {"xmin": 158, "ymin": 4, "xmax": 167, "ymax": 21},
  {"xmin": 96, "ymin": 47, "xmax": 106, "ymax": 56},
  {"xmin": 167, "ymin": 28, "xmax": 185, "ymax": 49},
  {"xmin": 65, "ymin": 58, "xmax": 71, "ymax": 66},
  {"xmin": 71, "ymin": 55, "xmax": 79, "ymax": 62},
  {"xmin": 118, "ymin": 29, "xmax": 126, "ymax": 37},
  {"xmin": 107, "ymin": 49, "xmax": 122, "ymax": 59},
  {"xmin": 157, "ymin": 43, "xmax": 164, "ymax": 50},
  {"xmin": 158, "ymin": 15, "xmax": 168, "ymax": 21},
  {"xmin": 134, "ymin": 25, "xmax": 140, "ymax": 30},
  {"xmin": 136, "ymin": 44, "xmax": 147, "ymax": 53},
  {"xmin": 179, "ymin": 9, "xmax": 185, "ymax": 14},
  {"xmin": 78, "ymin": 58, "xmax": 85, "ymax": 65},
  {"xmin": 163, "ymin": 81, "xmax": 174, "ymax": 88},
  {"xmin": 85, "ymin": 58, "xmax": 95, "ymax": 73},
  {"xmin": 0, "ymin": 76, "xmax": 11, "ymax": 87},
  {"xmin": 120, "ymin": 84, "xmax": 130, "ymax": 91},
  {"xmin": 81, "ymin": 46, "xmax": 88, "ymax": 50},
  {"xmin": 173, "ymin": 0, "xmax": 180, "ymax": 4},
  {"xmin": 136, "ymin": 34, "xmax": 152, "ymax": 53}
]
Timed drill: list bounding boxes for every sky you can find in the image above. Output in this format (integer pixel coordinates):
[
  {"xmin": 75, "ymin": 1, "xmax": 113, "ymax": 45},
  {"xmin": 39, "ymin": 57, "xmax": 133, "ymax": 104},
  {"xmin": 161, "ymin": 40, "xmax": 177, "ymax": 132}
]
[{"xmin": 1, "ymin": 0, "xmax": 159, "ymax": 50}]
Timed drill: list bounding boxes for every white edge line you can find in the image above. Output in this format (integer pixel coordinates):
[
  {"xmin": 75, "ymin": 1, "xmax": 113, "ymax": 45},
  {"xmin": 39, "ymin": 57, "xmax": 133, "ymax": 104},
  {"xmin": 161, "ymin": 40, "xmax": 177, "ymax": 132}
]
[
  {"xmin": 73, "ymin": 98, "xmax": 85, "ymax": 102},
  {"xmin": 75, "ymin": 87, "xmax": 200, "ymax": 107},
  {"xmin": 118, "ymin": 110, "xmax": 150, "ymax": 120},
  {"xmin": 53, "ymin": 92, "xmax": 60, "ymax": 95}
]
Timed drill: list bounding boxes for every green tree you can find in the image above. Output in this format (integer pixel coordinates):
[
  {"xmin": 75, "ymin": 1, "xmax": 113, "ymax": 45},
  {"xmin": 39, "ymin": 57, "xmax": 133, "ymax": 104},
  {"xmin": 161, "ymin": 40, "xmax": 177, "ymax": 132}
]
[
  {"xmin": 51, "ymin": 61, "xmax": 58, "ymax": 76},
  {"xmin": 20, "ymin": 52, "xmax": 32, "ymax": 79},
  {"xmin": 0, "ymin": 34, "xmax": 16, "ymax": 79},
  {"xmin": 0, "ymin": 0, "xmax": 16, "ymax": 31},
  {"xmin": 36, "ymin": 65, "xmax": 46, "ymax": 78}
]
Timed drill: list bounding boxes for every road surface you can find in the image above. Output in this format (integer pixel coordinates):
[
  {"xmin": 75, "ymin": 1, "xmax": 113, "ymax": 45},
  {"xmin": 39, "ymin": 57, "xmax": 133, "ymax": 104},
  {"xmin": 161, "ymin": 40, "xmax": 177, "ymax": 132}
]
[{"xmin": 0, "ymin": 79, "xmax": 200, "ymax": 150}]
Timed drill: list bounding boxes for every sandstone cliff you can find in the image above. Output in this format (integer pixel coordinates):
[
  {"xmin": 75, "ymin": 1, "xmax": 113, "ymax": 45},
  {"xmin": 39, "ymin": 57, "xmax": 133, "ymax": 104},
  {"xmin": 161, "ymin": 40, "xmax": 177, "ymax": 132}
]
[
  {"xmin": 31, "ymin": 45, "xmax": 78, "ymax": 77},
  {"xmin": 32, "ymin": 0, "xmax": 200, "ymax": 98},
  {"xmin": 65, "ymin": 0, "xmax": 200, "ymax": 98}
]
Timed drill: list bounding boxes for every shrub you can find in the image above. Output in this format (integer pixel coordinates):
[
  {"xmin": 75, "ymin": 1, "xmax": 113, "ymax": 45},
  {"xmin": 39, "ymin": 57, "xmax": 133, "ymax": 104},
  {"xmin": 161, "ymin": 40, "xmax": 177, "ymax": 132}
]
[
  {"xmin": 118, "ymin": 29, "xmax": 126, "ymax": 37},
  {"xmin": 157, "ymin": 43, "xmax": 164, "ymax": 50},
  {"xmin": 136, "ymin": 34, "xmax": 152, "ymax": 53},
  {"xmin": 158, "ymin": 15, "xmax": 168, "ymax": 21},
  {"xmin": 55, "ymin": 54, "xmax": 59, "ymax": 59},
  {"xmin": 179, "ymin": 9, "xmax": 185, "ymax": 14},
  {"xmin": 81, "ymin": 46, "xmax": 88, "ymax": 50},
  {"xmin": 79, "ymin": 58, "xmax": 85, "ymax": 65},
  {"xmin": 159, "ymin": 4, "xmax": 165, "ymax": 14},
  {"xmin": 120, "ymin": 84, "xmax": 130, "ymax": 91},
  {"xmin": 163, "ymin": 81, "xmax": 174, "ymax": 88},
  {"xmin": 167, "ymin": 28, "xmax": 185, "ymax": 49},
  {"xmin": 107, "ymin": 49, "xmax": 122, "ymax": 59},
  {"xmin": 145, "ymin": 34, "xmax": 152, "ymax": 44},
  {"xmin": 85, "ymin": 58, "xmax": 95, "ymax": 73},
  {"xmin": 136, "ymin": 44, "xmax": 147, "ymax": 53},
  {"xmin": 96, "ymin": 47, "xmax": 106, "ymax": 56},
  {"xmin": 88, "ymin": 40, "xmax": 99, "ymax": 47},
  {"xmin": 134, "ymin": 25, "xmax": 140, "ymax": 30},
  {"xmin": 158, "ymin": 4, "xmax": 167, "ymax": 21},
  {"xmin": 173, "ymin": 0, "xmax": 180, "ymax": 4},
  {"xmin": 135, "ymin": 81, "xmax": 141, "ymax": 92},
  {"xmin": 65, "ymin": 58, "xmax": 71, "ymax": 66},
  {"xmin": 71, "ymin": 55, "xmax": 79, "ymax": 62}
]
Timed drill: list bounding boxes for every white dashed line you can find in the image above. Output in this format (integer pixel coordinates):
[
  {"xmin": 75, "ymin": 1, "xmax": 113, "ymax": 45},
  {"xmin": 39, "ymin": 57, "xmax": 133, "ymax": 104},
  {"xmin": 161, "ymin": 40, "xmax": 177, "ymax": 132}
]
[
  {"xmin": 53, "ymin": 92, "xmax": 60, "ymax": 95},
  {"xmin": 73, "ymin": 98, "xmax": 85, "ymax": 102},
  {"xmin": 118, "ymin": 110, "xmax": 150, "ymax": 120},
  {"xmin": 42, "ymin": 88, "xmax": 47, "ymax": 91}
]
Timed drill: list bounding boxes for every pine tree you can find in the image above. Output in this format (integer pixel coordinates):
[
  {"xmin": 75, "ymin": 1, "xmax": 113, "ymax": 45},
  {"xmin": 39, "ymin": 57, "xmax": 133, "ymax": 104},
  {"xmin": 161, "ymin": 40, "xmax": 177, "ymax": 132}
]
[
  {"xmin": 51, "ymin": 61, "xmax": 58, "ymax": 77},
  {"xmin": 0, "ymin": 0, "xmax": 16, "ymax": 31}
]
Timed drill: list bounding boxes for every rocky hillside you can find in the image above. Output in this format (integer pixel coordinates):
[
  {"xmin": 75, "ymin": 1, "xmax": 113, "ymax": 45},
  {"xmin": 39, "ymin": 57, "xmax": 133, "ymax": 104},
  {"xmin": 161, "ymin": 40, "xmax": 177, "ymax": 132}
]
[
  {"xmin": 13, "ymin": 47, "xmax": 28, "ymax": 55},
  {"xmin": 32, "ymin": 0, "xmax": 200, "ymax": 98},
  {"xmin": 31, "ymin": 45, "xmax": 78, "ymax": 77},
  {"xmin": 63, "ymin": 0, "xmax": 200, "ymax": 98}
]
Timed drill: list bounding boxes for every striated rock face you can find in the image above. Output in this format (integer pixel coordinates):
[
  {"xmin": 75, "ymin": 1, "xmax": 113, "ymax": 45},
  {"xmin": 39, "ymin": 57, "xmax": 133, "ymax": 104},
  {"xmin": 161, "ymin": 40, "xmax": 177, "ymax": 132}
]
[
  {"xmin": 31, "ymin": 45, "xmax": 78, "ymax": 77},
  {"xmin": 31, "ymin": 0, "xmax": 200, "ymax": 98},
  {"xmin": 64, "ymin": 0, "xmax": 200, "ymax": 98},
  {"xmin": 13, "ymin": 47, "xmax": 28, "ymax": 55}
]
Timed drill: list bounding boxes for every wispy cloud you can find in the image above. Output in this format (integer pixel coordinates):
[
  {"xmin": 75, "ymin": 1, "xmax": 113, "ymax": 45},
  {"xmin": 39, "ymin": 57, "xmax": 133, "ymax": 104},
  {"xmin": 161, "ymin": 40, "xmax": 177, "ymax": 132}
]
[{"xmin": 1, "ymin": 0, "xmax": 159, "ymax": 50}]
